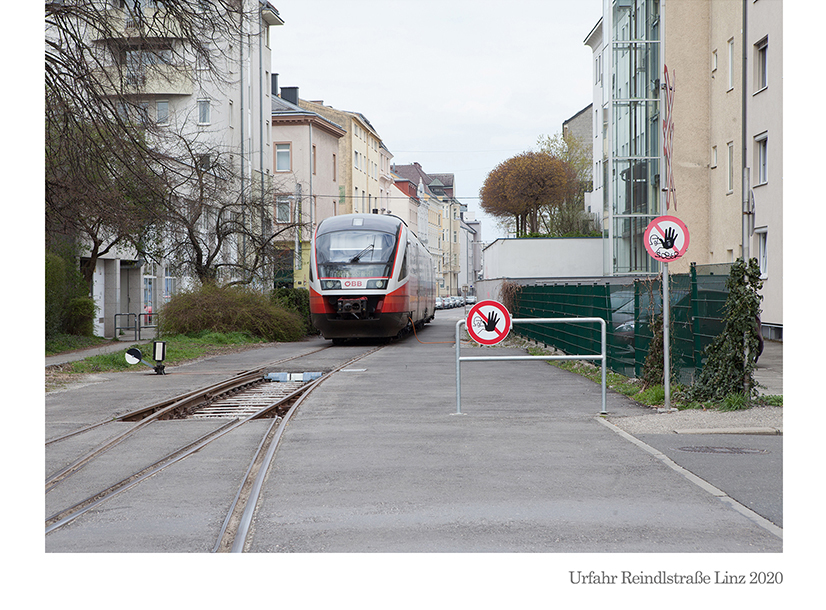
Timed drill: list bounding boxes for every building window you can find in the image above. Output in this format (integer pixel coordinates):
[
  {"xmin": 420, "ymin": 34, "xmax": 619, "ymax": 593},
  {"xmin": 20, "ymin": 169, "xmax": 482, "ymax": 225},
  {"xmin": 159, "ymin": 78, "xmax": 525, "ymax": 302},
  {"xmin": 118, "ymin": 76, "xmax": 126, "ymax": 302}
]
[
  {"xmin": 156, "ymin": 100, "xmax": 169, "ymax": 125},
  {"xmin": 711, "ymin": 49, "xmax": 718, "ymax": 72},
  {"xmin": 276, "ymin": 196, "xmax": 291, "ymax": 223},
  {"xmin": 727, "ymin": 38, "xmax": 735, "ymax": 90},
  {"xmin": 312, "ymin": 144, "xmax": 317, "ymax": 175},
  {"xmin": 275, "ymin": 143, "xmax": 291, "ymax": 172},
  {"xmin": 727, "ymin": 141, "xmax": 735, "ymax": 193},
  {"xmin": 710, "ymin": 145, "xmax": 717, "ymax": 168},
  {"xmin": 197, "ymin": 99, "xmax": 210, "ymax": 125},
  {"xmin": 755, "ymin": 133, "xmax": 768, "ymax": 185},
  {"xmin": 755, "ymin": 229, "xmax": 768, "ymax": 278},
  {"xmin": 332, "ymin": 154, "xmax": 337, "ymax": 182},
  {"xmin": 198, "ymin": 154, "xmax": 211, "ymax": 172},
  {"xmin": 755, "ymin": 37, "xmax": 768, "ymax": 91}
]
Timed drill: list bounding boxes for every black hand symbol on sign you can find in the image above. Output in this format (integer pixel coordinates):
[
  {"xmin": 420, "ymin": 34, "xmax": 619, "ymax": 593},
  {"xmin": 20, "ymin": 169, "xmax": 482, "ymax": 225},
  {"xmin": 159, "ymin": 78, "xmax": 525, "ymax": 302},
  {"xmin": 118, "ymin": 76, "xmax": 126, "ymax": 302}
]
[
  {"xmin": 484, "ymin": 311, "xmax": 500, "ymax": 332},
  {"xmin": 662, "ymin": 227, "xmax": 677, "ymax": 250}
]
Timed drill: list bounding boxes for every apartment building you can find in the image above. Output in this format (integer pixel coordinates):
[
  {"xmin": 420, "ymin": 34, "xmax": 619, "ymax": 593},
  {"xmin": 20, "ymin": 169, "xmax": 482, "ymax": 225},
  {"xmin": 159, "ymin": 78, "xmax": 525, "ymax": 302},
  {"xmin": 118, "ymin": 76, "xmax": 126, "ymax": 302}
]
[
  {"xmin": 388, "ymin": 175, "xmax": 424, "ymax": 237},
  {"xmin": 391, "ymin": 163, "xmax": 454, "ymax": 296},
  {"xmin": 585, "ymin": 0, "xmax": 782, "ymax": 339},
  {"xmin": 297, "ymin": 99, "xmax": 393, "ymax": 217},
  {"xmin": 48, "ymin": 0, "xmax": 283, "ymax": 337},
  {"xmin": 270, "ymin": 87, "xmax": 345, "ymax": 288}
]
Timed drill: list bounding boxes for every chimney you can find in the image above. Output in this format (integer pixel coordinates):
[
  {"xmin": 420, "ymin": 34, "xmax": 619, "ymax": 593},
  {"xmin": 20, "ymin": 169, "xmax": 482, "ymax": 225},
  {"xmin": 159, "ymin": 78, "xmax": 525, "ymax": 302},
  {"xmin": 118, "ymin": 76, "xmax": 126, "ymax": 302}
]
[
  {"xmin": 281, "ymin": 86, "xmax": 299, "ymax": 106},
  {"xmin": 271, "ymin": 73, "xmax": 279, "ymax": 96}
]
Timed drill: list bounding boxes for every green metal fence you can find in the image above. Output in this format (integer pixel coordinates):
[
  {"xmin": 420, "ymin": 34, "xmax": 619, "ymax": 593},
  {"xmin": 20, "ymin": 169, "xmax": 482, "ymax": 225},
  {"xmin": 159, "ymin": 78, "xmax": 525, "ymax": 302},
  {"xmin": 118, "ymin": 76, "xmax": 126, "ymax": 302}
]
[{"xmin": 510, "ymin": 263, "xmax": 731, "ymax": 383}]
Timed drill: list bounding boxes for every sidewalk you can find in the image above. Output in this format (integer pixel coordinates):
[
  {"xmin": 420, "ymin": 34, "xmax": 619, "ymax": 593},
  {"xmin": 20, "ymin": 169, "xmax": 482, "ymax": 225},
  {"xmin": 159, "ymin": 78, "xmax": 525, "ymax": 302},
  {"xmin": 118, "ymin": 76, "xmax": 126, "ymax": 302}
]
[{"xmin": 754, "ymin": 339, "xmax": 783, "ymax": 396}]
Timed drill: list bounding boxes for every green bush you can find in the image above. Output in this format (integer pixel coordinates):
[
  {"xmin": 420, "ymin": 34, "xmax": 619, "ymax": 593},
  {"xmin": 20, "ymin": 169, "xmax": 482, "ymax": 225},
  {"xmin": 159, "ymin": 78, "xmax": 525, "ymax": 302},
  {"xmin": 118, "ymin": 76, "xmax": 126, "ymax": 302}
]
[
  {"xmin": 45, "ymin": 252, "xmax": 68, "ymax": 338},
  {"xmin": 64, "ymin": 297, "xmax": 97, "ymax": 336},
  {"xmin": 270, "ymin": 287, "xmax": 314, "ymax": 334},
  {"xmin": 159, "ymin": 284, "xmax": 305, "ymax": 342},
  {"xmin": 46, "ymin": 246, "xmax": 91, "ymax": 339}
]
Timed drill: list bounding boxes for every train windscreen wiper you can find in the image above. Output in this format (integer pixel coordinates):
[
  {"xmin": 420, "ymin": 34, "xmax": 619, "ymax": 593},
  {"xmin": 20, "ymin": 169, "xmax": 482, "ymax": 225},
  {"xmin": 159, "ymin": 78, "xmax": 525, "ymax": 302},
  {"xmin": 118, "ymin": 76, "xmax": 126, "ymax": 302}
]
[{"xmin": 349, "ymin": 243, "xmax": 374, "ymax": 263}]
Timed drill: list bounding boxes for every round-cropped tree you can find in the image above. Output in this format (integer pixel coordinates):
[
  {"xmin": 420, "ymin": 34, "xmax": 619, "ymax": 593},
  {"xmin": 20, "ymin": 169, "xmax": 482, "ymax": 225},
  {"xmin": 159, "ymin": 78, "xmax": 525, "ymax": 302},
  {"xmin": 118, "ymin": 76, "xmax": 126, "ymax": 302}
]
[{"xmin": 479, "ymin": 151, "xmax": 570, "ymax": 237}]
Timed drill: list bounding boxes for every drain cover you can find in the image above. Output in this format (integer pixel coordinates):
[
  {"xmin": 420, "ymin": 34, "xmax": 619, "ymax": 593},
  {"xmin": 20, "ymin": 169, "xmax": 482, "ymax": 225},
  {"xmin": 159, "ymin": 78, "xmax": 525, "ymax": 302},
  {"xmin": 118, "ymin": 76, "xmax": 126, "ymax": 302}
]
[{"xmin": 678, "ymin": 446, "xmax": 769, "ymax": 455}]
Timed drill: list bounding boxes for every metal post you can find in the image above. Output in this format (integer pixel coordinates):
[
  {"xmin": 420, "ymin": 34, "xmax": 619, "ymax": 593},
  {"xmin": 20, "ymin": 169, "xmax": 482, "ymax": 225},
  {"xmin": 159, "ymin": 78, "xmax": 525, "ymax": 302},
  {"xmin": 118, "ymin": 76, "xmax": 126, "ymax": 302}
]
[
  {"xmin": 455, "ymin": 320, "xmax": 463, "ymax": 415},
  {"xmin": 601, "ymin": 318, "xmax": 607, "ymax": 414},
  {"xmin": 663, "ymin": 263, "xmax": 671, "ymax": 410}
]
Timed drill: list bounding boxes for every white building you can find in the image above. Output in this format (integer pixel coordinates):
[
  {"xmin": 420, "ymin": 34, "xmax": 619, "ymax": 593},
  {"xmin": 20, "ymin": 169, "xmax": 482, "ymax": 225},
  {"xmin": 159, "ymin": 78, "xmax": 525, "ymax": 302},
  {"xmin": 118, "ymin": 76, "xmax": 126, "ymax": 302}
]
[{"xmin": 65, "ymin": 1, "xmax": 284, "ymax": 337}]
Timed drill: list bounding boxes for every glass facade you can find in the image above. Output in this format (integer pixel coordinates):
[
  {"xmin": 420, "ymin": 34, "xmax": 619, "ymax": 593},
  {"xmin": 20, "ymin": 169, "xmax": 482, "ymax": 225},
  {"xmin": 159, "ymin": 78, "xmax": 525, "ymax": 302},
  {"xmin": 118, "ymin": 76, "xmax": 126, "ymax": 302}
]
[{"xmin": 605, "ymin": 0, "xmax": 661, "ymax": 274}]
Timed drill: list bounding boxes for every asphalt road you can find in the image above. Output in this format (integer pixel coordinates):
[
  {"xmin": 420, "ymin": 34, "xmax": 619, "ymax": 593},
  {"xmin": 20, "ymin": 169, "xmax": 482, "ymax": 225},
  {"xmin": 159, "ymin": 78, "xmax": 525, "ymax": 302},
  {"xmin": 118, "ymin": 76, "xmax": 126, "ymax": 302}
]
[{"xmin": 45, "ymin": 307, "xmax": 781, "ymax": 554}]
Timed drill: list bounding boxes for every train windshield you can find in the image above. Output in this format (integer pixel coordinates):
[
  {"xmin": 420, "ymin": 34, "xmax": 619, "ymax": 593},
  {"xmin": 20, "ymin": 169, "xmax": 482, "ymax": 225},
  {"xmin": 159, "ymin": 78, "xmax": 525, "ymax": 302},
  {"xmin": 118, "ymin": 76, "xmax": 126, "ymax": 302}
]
[{"xmin": 316, "ymin": 230, "xmax": 398, "ymax": 278}]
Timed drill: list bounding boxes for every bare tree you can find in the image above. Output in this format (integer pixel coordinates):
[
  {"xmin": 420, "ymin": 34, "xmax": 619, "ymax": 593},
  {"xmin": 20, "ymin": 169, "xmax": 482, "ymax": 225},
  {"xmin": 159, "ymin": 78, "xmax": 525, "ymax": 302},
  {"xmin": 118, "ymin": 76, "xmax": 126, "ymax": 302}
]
[
  {"xmin": 45, "ymin": 1, "xmax": 287, "ymax": 289},
  {"xmin": 143, "ymin": 121, "xmax": 303, "ymax": 286},
  {"xmin": 537, "ymin": 132, "xmax": 597, "ymax": 236}
]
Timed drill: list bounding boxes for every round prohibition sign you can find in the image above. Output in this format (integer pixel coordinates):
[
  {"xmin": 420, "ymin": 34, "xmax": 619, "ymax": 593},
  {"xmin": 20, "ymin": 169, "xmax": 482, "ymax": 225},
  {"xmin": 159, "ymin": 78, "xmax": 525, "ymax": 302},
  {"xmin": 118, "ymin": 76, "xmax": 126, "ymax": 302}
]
[
  {"xmin": 466, "ymin": 300, "xmax": 512, "ymax": 346},
  {"xmin": 644, "ymin": 215, "xmax": 690, "ymax": 262}
]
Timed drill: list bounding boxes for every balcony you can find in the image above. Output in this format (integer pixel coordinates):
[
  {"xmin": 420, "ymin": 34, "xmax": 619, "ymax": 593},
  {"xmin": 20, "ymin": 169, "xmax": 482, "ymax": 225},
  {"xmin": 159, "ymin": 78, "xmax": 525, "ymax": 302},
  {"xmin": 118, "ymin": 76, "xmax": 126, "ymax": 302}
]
[
  {"xmin": 98, "ymin": 63, "xmax": 193, "ymax": 96},
  {"xmin": 95, "ymin": 6, "xmax": 184, "ymax": 42}
]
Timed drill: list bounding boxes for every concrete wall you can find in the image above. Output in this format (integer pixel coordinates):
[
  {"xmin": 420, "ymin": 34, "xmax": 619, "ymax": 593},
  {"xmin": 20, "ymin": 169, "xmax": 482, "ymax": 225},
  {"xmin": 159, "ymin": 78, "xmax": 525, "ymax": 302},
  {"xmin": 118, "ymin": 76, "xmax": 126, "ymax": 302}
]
[{"xmin": 483, "ymin": 237, "xmax": 603, "ymax": 280}]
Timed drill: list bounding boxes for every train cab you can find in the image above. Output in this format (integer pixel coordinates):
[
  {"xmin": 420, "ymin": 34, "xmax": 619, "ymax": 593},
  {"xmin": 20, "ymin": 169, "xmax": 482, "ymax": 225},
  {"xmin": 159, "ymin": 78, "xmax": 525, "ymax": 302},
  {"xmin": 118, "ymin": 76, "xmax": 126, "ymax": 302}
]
[{"xmin": 309, "ymin": 214, "xmax": 436, "ymax": 340}]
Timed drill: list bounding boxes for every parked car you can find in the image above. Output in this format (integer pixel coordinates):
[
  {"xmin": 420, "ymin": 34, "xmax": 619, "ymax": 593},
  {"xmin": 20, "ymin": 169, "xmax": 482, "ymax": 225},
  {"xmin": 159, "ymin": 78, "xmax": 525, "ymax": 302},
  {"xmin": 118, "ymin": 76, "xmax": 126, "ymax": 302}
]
[{"xmin": 435, "ymin": 297, "xmax": 444, "ymax": 310}]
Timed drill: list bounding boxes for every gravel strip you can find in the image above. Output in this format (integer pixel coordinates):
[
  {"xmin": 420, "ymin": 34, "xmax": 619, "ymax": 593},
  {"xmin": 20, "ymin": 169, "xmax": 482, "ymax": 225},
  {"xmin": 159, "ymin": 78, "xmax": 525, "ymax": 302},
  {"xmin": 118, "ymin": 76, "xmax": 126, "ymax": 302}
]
[{"xmin": 607, "ymin": 406, "xmax": 782, "ymax": 435}]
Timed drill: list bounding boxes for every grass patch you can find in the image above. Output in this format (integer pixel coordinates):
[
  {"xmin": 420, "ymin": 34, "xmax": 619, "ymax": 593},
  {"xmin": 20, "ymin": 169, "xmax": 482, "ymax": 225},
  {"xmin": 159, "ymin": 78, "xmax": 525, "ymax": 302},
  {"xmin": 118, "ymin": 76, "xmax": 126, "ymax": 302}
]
[
  {"xmin": 525, "ymin": 342, "xmax": 780, "ymax": 411},
  {"xmin": 65, "ymin": 332, "xmax": 266, "ymax": 374}
]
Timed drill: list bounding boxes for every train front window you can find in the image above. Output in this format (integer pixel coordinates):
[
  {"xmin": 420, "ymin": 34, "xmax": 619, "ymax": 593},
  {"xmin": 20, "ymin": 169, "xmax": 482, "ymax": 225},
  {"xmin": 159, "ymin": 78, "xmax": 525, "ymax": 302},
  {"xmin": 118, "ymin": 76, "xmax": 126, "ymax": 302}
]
[{"xmin": 316, "ymin": 230, "xmax": 397, "ymax": 278}]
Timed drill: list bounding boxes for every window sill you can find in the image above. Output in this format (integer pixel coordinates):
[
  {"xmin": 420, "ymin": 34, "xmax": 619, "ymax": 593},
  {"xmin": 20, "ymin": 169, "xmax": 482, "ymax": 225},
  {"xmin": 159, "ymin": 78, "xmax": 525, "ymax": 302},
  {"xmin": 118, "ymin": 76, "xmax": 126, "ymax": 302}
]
[{"xmin": 753, "ymin": 85, "xmax": 768, "ymax": 96}]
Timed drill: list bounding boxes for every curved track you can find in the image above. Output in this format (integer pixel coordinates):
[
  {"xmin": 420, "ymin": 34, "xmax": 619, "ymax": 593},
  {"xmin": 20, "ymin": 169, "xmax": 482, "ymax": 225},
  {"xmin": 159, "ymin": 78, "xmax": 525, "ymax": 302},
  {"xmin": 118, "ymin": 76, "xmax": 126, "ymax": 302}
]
[{"xmin": 45, "ymin": 343, "xmax": 384, "ymax": 542}]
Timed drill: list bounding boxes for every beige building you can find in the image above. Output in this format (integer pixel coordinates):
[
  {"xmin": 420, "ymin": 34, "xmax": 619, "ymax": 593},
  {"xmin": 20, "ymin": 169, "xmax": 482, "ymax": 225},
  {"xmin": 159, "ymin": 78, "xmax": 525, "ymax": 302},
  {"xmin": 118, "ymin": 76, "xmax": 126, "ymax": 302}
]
[
  {"xmin": 297, "ymin": 98, "xmax": 392, "ymax": 217},
  {"xmin": 586, "ymin": 0, "xmax": 782, "ymax": 339},
  {"xmin": 271, "ymin": 87, "xmax": 345, "ymax": 288},
  {"xmin": 665, "ymin": 0, "xmax": 782, "ymax": 337},
  {"xmin": 392, "ymin": 163, "xmax": 463, "ymax": 296}
]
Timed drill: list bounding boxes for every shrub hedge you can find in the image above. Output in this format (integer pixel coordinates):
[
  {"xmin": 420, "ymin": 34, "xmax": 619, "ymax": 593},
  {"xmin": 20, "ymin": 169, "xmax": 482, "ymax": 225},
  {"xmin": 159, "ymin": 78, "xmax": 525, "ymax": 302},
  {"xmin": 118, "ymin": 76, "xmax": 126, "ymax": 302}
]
[{"xmin": 158, "ymin": 284, "xmax": 305, "ymax": 342}]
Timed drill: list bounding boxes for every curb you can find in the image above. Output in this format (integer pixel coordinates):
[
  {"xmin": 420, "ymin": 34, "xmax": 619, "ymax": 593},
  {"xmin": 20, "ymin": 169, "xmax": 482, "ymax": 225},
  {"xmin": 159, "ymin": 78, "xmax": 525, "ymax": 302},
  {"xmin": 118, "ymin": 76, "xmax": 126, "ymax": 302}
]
[
  {"xmin": 596, "ymin": 417, "xmax": 783, "ymax": 540},
  {"xmin": 672, "ymin": 427, "xmax": 782, "ymax": 435}
]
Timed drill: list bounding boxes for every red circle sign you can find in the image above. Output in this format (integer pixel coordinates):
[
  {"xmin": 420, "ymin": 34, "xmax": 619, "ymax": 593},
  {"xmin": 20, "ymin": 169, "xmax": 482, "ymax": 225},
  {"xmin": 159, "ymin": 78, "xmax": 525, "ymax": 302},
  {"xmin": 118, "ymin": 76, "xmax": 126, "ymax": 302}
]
[
  {"xmin": 644, "ymin": 215, "xmax": 690, "ymax": 262},
  {"xmin": 466, "ymin": 300, "xmax": 512, "ymax": 345}
]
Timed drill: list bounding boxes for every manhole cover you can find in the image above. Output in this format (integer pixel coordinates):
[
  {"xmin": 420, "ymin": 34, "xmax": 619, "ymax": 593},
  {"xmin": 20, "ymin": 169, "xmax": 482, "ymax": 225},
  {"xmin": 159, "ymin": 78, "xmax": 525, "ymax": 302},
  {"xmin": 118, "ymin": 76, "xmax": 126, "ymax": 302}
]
[{"xmin": 678, "ymin": 446, "xmax": 769, "ymax": 455}]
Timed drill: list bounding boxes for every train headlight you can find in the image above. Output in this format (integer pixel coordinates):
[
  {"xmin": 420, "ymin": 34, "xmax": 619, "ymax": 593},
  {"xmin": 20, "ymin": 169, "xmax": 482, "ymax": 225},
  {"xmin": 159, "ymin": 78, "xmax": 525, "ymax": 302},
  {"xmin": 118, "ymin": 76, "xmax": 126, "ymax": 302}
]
[
  {"xmin": 323, "ymin": 280, "xmax": 341, "ymax": 290},
  {"xmin": 367, "ymin": 279, "xmax": 386, "ymax": 289}
]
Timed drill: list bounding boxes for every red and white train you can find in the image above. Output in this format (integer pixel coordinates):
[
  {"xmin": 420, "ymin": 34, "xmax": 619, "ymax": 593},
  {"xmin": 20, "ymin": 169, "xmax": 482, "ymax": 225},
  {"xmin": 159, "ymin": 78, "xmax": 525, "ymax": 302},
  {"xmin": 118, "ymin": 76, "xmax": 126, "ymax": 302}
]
[{"xmin": 309, "ymin": 214, "xmax": 437, "ymax": 342}]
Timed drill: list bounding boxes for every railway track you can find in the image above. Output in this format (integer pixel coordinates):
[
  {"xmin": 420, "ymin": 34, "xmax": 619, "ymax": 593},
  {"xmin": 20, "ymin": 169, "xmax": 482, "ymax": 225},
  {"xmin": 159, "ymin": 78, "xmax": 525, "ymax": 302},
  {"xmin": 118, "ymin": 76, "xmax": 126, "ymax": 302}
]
[{"xmin": 45, "ymin": 343, "xmax": 384, "ymax": 545}]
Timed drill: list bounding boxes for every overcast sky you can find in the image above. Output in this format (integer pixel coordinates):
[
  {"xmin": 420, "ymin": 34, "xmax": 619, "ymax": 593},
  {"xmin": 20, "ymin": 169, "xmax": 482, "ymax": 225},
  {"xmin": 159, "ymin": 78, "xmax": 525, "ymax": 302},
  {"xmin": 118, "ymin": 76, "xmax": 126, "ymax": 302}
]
[{"xmin": 269, "ymin": 0, "xmax": 602, "ymax": 240}]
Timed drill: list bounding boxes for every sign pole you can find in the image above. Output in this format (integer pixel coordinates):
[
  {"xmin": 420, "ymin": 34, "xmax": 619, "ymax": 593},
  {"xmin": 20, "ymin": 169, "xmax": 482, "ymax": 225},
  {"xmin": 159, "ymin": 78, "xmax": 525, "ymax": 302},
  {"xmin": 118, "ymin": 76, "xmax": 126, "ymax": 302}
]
[
  {"xmin": 644, "ymin": 215, "xmax": 688, "ymax": 412},
  {"xmin": 662, "ymin": 262, "xmax": 670, "ymax": 410}
]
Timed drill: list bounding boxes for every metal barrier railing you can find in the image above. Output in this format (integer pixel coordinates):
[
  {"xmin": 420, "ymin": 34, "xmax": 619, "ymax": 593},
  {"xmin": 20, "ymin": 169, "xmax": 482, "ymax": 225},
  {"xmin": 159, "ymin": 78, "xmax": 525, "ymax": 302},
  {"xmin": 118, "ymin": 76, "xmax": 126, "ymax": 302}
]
[
  {"xmin": 113, "ymin": 312, "xmax": 157, "ymax": 341},
  {"xmin": 139, "ymin": 312, "xmax": 157, "ymax": 337},
  {"xmin": 455, "ymin": 317, "xmax": 607, "ymax": 415},
  {"xmin": 114, "ymin": 313, "xmax": 139, "ymax": 341}
]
